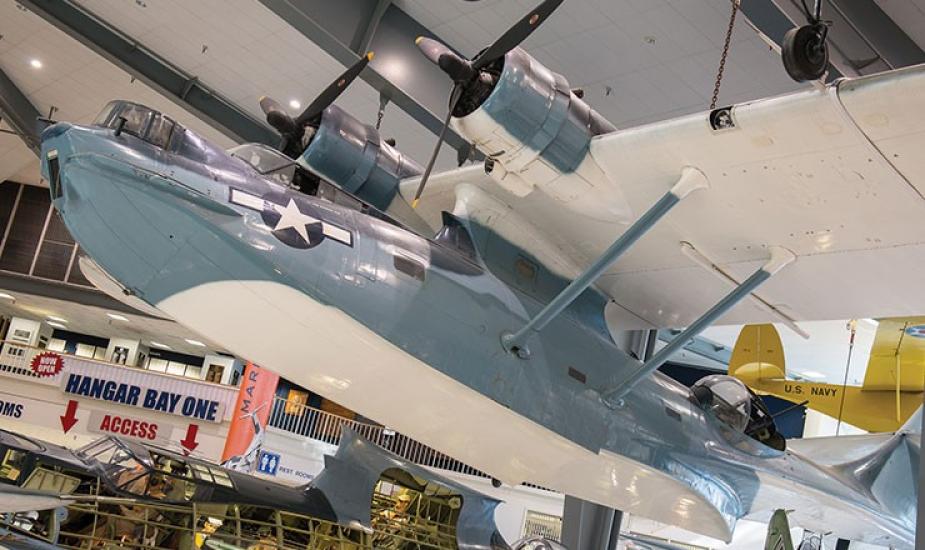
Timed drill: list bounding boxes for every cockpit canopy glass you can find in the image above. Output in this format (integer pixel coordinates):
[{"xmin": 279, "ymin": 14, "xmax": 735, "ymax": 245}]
[
  {"xmin": 77, "ymin": 437, "xmax": 234, "ymax": 502},
  {"xmin": 691, "ymin": 375, "xmax": 752, "ymax": 432},
  {"xmin": 93, "ymin": 101, "xmax": 177, "ymax": 149},
  {"xmin": 228, "ymin": 143, "xmax": 297, "ymax": 186}
]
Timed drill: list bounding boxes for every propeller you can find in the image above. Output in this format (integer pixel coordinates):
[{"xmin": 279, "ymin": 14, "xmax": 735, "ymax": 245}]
[
  {"xmin": 410, "ymin": 0, "xmax": 565, "ymax": 207},
  {"xmin": 260, "ymin": 51, "xmax": 374, "ymax": 157}
]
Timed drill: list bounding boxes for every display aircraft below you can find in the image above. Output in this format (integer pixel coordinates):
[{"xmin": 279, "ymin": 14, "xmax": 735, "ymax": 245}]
[
  {"xmin": 36, "ymin": 0, "xmax": 924, "ymax": 546},
  {"xmin": 730, "ymin": 321, "xmax": 925, "ymax": 432}
]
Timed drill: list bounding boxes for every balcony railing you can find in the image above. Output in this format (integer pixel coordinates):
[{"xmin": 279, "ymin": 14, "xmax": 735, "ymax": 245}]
[{"xmin": 268, "ymin": 396, "xmax": 490, "ymax": 480}]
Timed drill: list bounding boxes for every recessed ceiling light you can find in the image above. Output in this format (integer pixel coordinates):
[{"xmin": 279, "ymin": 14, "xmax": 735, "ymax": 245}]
[
  {"xmin": 107, "ymin": 313, "xmax": 129, "ymax": 321},
  {"xmin": 47, "ymin": 321, "xmax": 67, "ymax": 329},
  {"xmin": 150, "ymin": 341, "xmax": 171, "ymax": 350},
  {"xmin": 185, "ymin": 338, "xmax": 206, "ymax": 347},
  {"xmin": 47, "ymin": 316, "xmax": 67, "ymax": 324},
  {"xmin": 289, "ymin": 99, "xmax": 301, "ymax": 110},
  {"xmin": 30, "ymin": 59, "xmax": 43, "ymax": 69},
  {"xmin": 0, "ymin": 292, "xmax": 14, "ymax": 300}
]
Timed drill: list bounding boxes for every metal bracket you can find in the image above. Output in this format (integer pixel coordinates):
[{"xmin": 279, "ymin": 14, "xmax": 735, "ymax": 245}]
[
  {"xmin": 501, "ymin": 167, "xmax": 709, "ymax": 358},
  {"xmin": 599, "ymin": 246, "xmax": 796, "ymax": 406}
]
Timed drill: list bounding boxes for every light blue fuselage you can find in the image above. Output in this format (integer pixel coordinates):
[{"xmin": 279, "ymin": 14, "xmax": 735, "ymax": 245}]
[{"xmin": 39, "ymin": 119, "xmax": 914, "ymax": 547}]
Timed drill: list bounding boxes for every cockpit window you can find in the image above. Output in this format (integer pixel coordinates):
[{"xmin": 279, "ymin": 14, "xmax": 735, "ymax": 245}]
[
  {"xmin": 116, "ymin": 104, "xmax": 154, "ymax": 138},
  {"xmin": 93, "ymin": 101, "xmax": 120, "ymax": 126},
  {"xmin": 147, "ymin": 115, "xmax": 176, "ymax": 148},
  {"xmin": 93, "ymin": 101, "xmax": 182, "ymax": 150},
  {"xmin": 228, "ymin": 143, "xmax": 296, "ymax": 186},
  {"xmin": 692, "ymin": 375, "xmax": 752, "ymax": 432}
]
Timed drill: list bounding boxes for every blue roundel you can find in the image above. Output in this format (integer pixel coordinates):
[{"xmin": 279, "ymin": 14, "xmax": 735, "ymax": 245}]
[{"xmin": 904, "ymin": 325, "xmax": 925, "ymax": 339}]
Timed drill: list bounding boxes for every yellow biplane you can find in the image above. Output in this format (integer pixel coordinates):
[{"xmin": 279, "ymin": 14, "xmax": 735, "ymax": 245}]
[{"xmin": 730, "ymin": 319, "xmax": 925, "ymax": 432}]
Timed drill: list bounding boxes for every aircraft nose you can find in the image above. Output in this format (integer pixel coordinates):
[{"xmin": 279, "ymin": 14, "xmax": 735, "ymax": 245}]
[{"xmin": 40, "ymin": 121, "xmax": 72, "ymax": 143}]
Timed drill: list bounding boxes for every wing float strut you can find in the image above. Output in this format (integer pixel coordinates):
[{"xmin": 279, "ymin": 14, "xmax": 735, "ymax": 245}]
[
  {"xmin": 601, "ymin": 245, "xmax": 796, "ymax": 406},
  {"xmin": 501, "ymin": 167, "xmax": 710, "ymax": 358}
]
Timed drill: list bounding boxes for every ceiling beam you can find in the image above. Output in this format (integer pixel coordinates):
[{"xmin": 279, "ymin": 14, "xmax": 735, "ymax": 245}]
[
  {"xmin": 258, "ymin": 0, "xmax": 474, "ymax": 157},
  {"xmin": 19, "ymin": 0, "xmax": 277, "ymax": 146},
  {"xmin": 350, "ymin": 0, "xmax": 392, "ymax": 56},
  {"xmin": 827, "ymin": 0, "xmax": 925, "ymax": 70},
  {"xmin": 754, "ymin": 0, "xmax": 925, "ymax": 78},
  {"xmin": 0, "ymin": 66, "xmax": 42, "ymax": 156}
]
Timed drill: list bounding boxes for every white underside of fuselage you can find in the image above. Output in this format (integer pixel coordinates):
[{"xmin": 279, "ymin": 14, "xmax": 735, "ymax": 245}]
[{"xmin": 154, "ymin": 279, "xmax": 735, "ymax": 541}]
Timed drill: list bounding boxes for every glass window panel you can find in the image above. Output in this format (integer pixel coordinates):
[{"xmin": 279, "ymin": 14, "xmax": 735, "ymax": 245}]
[
  {"xmin": 32, "ymin": 241, "xmax": 71, "ymax": 280},
  {"xmin": 93, "ymin": 101, "xmax": 120, "ymax": 126},
  {"xmin": 166, "ymin": 362, "xmax": 186, "ymax": 376},
  {"xmin": 0, "ymin": 186, "xmax": 50, "ymax": 273},
  {"xmin": 147, "ymin": 358, "xmax": 168, "ymax": 373},
  {"xmin": 75, "ymin": 344, "xmax": 95, "ymax": 358},
  {"xmin": 43, "ymin": 210, "xmax": 74, "ymax": 244},
  {"xmin": 147, "ymin": 115, "xmax": 175, "ymax": 149},
  {"xmin": 185, "ymin": 366, "xmax": 202, "ymax": 379},
  {"xmin": 67, "ymin": 247, "xmax": 93, "ymax": 286},
  {"xmin": 94, "ymin": 347, "xmax": 108, "ymax": 360},
  {"xmin": 115, "ymin": 104, "xmax": 153, "ymax": 138},
  {"xmin": 47, "ymin": 339, "xmax": 66, "ymax": 352}
]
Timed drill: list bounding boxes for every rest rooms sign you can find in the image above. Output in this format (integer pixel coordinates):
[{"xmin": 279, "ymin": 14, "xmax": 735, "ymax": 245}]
[{"xmin": 60, "ymin": 358, "xmax": 229, "ymax": 423}]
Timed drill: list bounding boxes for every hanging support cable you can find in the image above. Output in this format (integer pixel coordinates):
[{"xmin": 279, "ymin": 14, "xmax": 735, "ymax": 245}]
[
  {"xmin": 600, "ymin": 246, "xmax": 796, "ymax": 407},
  {"xmin": 835, "ymin": 320, "xmax": 857, "ymax": 436},
  {"xmin": 501, "ymin": 167, "xmax": 709, "ymax": 358},
  {"xmin": 711, "ymin": 0, "xmax": 740, "ymax": 110}
]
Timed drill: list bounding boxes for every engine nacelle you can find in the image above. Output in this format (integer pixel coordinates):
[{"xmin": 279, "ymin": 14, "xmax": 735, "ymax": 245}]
[
  {"xmin": 450, "ymin": 49, "xmax": 630, "ymax": 222},
  {"xmin": 298, "ymin": 105, "xmax": 422, "ymax": 213}
]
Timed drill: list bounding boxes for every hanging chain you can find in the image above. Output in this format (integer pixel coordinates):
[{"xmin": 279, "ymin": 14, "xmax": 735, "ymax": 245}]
[{"xmin": 711, "ymin": 0, "xmax": 740, "ymax": 110}]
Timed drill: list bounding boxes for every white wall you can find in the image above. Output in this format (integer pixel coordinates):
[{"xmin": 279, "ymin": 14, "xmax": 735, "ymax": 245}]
[{"xmin": 7, "ymin": 317, "xmax": 47, "ymax": 347}]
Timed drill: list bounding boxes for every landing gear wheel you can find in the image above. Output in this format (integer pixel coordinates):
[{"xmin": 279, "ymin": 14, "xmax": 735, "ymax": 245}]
[{"xmin": 782, "ymin": 24, "xmax": 828, "ymax": 82}]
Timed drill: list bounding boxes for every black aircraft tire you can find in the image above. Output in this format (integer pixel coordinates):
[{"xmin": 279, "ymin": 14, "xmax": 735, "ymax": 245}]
[{"xmin": 782, "ymin": 25, "xmax": 828, "ymax": 82}]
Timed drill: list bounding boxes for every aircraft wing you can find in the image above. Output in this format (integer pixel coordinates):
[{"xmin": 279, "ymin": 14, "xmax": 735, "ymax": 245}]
[
  {"xmin": 863, "ymin": 317, "xmax": 925, "ymax": 391},
  {"xmin": 404, "ymin": 65, "xmax": 925, "ymax": 330}
]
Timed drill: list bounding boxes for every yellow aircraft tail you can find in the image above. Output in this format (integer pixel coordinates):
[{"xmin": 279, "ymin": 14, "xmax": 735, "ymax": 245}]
[{"xmin": 729, "ymin": 324, "xmax": 786, "ymax": 383}]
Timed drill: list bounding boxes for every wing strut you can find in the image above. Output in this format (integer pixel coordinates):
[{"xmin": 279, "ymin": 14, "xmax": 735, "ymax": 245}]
[
  {"xmin": 600, "ymin": 245, "xmax": 796, "ymax": 407},
  {"xmin": 501, "ymin": 167, "xmax": 709, "ymax": 358}
]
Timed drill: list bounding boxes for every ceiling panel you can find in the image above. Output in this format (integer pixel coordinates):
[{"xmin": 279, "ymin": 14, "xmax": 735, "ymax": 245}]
[
  {"xmin": 0, "ymin": 1, "xmax": 235, "ymax": 155},
  {"xmin": 75, "ymin": 0, "xmax": 457, "ymax": 170}
]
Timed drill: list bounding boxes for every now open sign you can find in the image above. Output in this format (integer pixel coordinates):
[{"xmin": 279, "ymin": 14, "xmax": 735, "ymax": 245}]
[{"xmin": 30, "ymin": 352, "xmax": 64, "ymax": 377}]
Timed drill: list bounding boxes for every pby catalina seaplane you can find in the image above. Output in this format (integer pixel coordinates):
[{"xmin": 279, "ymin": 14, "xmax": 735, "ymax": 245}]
[{"xmin": 38, "ymin": 0, "xmax": 923, "ymax": 546}]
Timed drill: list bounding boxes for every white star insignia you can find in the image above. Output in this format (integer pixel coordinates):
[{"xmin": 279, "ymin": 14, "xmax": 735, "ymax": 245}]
[{"xmin": 272, "ymin": 198, "xmax": 319, "ymax": 242}]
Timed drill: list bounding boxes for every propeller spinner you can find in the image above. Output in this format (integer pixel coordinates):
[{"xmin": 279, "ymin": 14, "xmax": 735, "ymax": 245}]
[
  {"xmin": 260, "ymin": 51, "xmax": 374, "ymax": 158},
  {"xmin": 410, "ymin": 0, "xmax": 565, "ymax": 207}
]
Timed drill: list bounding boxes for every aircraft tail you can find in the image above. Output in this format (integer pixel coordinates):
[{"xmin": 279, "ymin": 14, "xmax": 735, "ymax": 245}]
[
  {"xmin": 764, "ymin": 510, "xmax": 794, "ymax": 550},
  {"xmin": 729, "ymin": 324, "xmax": 786, "ymax": 383}
]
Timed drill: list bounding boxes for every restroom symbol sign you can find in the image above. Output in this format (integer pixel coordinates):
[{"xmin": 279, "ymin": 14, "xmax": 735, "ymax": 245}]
[{"xmin": 257, "ymin": 450, "xmax": 280, "ymax": 476}]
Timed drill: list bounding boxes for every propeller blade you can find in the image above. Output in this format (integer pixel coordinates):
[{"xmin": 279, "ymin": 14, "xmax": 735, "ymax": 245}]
[
  {"xmin": 416, "ymin": 37, "xmax": 454, "ymax": 66},
  {"xmin": 472, "ymin": 0, "xmax": 565, "ymax": 70},
  {"xmin": 416, "ymin": 37, "xmax": 476, "ymax": 83},
  {"xmin": 296, "ymin": 52, "xmax": 374, "ymax": 125},
  {"xmin": 411, "ymin": 86, "xmax": 463, "ymax": 208},
  {"xmin": 259, "ymin": 95, "xmax": 298, "ymax": 136}
]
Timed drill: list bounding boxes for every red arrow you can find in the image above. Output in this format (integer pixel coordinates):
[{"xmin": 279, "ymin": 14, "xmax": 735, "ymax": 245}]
[
  {"xmin": 180, "ymin": 424, "xmax": 199, "ymax": 454},
  {"xmin": 60, "ymin": 400, "xmax": 78, "ymax": 433}
]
